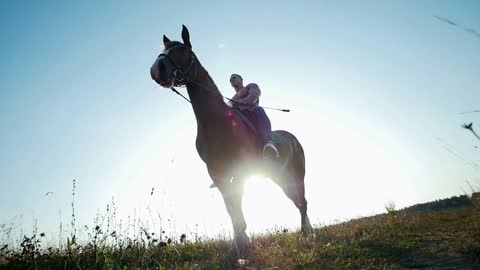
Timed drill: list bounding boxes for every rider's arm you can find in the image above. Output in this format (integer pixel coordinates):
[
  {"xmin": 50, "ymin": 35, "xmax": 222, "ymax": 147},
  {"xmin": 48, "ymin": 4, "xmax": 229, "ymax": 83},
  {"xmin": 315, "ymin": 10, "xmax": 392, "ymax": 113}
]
[{"xmin": 241, "ymin": 83, "xmax": 261, "ymax": 104}]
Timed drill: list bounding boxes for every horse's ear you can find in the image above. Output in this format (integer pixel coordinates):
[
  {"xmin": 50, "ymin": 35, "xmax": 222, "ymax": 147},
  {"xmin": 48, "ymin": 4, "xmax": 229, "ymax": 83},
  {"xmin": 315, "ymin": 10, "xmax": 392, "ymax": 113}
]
[
  {"xmin": 181, "ymin": 25, "xmax": 192, "ymax": 49},
  {"xmin": 163, "ymin": 35, "xmax": 171, "ymax": 45}
]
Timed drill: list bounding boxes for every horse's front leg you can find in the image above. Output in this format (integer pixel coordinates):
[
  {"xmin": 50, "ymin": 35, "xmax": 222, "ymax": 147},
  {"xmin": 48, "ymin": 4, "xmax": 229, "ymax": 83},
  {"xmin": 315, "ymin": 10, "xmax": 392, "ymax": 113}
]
[{"xmin": 218, "ymin": 180, "xmax": 249, "ymax": 256}]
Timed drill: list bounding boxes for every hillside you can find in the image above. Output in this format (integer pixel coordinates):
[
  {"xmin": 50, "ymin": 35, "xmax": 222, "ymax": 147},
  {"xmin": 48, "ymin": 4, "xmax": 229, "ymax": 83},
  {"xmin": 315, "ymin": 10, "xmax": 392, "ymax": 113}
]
[{"xmin": 1, "ymin": 193, "xmax": 479, "ymax": 269}]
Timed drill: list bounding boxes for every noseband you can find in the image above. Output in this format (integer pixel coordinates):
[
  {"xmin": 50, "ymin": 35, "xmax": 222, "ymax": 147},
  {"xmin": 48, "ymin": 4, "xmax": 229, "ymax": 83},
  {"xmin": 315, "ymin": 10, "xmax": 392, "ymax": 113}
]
[{"xmin": 158, "ymin": 45, "xmax": 197, "ymax": 85}]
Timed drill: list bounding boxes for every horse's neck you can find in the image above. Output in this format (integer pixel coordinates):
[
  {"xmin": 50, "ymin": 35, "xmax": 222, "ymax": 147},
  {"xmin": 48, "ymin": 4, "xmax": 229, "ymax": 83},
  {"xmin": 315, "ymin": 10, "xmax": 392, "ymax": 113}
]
[{"xmin": 186, "ymin": 66, "xmax": 227, "ymax": 128}]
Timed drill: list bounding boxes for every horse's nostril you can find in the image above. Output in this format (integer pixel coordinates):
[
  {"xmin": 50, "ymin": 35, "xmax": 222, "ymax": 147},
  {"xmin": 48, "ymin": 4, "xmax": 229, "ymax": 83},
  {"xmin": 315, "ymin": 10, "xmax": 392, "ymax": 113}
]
[
  {"xmin": 150, "ymin": 68, "xmax": 156, "ymax": 81},
  {"xmin": 151, "ymin": 60, "xmax": 165, "ymax": 82}
]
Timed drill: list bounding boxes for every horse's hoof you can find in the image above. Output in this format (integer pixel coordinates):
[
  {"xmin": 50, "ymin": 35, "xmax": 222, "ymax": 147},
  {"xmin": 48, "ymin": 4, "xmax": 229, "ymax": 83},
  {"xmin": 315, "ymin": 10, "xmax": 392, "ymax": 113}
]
[
  {"xmin": 228, "ymin": 234, "xmax": 250, "ymax": 258},
  {"xmin": 227, "ymin": 247, "xmax": 238, "ymax": 259},
  {"xmin": 300, "ymin": 230, "xmax": 316, "ymax": 241},
  {"xmin": 227, "ymin": 245, "xmax": 246, "ymax": 260},
  {"xmin": 305, "ymin": 232, "xmax": 316, "ymax": 241}
]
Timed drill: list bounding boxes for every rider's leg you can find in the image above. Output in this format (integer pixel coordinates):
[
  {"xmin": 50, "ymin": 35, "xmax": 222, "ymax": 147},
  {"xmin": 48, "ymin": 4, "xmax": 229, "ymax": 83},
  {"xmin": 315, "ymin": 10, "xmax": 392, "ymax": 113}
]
[{"xmin": 252, "ymin": 107, "xmax": 279, "ymax": 158}]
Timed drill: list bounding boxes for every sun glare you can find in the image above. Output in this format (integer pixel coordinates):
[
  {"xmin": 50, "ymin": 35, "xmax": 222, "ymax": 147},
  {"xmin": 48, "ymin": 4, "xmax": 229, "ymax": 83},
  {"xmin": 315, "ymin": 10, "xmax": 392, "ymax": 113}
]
[
  {"xmin": 242, "ymin": 176, "xmax": 300, "ymax": 234},
  {"xmin": 108, "ymin": 97, "xmax": 424, "ymax": 239}
]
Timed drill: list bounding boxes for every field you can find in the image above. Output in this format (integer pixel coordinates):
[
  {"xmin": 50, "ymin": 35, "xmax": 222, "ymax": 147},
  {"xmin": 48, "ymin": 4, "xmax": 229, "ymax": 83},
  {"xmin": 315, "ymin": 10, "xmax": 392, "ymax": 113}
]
[{"xmin": 1, "ymin": 193, "xmax": 479, "ymax": 269}]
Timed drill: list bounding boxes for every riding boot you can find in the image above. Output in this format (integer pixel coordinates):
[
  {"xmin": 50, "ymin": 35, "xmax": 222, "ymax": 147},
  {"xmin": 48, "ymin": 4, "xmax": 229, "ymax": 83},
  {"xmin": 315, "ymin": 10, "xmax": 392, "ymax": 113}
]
[{"xmin": 263, "ymin": 141, "xmax": 279, "ymax": 159}]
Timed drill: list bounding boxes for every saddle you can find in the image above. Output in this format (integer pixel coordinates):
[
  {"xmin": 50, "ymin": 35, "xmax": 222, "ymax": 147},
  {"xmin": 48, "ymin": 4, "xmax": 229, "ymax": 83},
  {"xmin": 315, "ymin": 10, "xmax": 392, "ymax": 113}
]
[
  {"xmin": 235, "ymin": 109, "xmax": 257, "ymax": 135},
  {"xmin": 233, "ymin": 108, "xmax": 281, "ymax": 152}
]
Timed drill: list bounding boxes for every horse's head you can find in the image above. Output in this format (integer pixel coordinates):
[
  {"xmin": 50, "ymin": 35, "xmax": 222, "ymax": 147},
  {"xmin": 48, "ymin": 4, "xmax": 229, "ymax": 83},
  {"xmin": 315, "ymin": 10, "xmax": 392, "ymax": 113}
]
[{"xmin": 150, "ymin": 25, "xmax": 196, "ymax": 88}]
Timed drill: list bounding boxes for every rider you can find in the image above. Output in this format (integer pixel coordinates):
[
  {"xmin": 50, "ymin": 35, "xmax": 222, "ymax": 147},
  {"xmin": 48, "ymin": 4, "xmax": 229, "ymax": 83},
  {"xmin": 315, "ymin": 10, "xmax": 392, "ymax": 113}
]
[{"xmin": 229, "ymin": 73, "xmax": 279, "ymax": 159}]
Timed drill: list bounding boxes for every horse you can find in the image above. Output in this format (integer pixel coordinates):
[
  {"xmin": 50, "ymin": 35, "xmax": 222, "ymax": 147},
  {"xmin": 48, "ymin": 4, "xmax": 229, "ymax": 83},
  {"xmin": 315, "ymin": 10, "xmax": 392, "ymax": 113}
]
[{"xmin": 150, "ymin": 25, "xmax": 314, "ymax": 254}]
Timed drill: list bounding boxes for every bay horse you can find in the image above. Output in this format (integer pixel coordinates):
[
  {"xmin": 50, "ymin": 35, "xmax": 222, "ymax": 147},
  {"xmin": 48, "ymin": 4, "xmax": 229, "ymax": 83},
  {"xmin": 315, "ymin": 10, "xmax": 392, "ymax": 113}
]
[{"xmin": 150, "ymin": 25, "xmax": 313, "ymax": 254}]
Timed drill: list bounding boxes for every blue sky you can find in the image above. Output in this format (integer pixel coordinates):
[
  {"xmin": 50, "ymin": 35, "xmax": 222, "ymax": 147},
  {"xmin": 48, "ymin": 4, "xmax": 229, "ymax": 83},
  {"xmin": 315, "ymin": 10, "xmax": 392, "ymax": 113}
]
[{"xmin": 1, "ymin": 0, "xmax": 479, "ymax": 243}]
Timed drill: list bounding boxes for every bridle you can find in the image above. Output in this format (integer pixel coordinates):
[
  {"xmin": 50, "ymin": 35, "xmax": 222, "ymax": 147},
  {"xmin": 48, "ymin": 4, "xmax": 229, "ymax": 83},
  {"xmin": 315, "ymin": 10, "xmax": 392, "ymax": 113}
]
[
  {"xmin": 157, "ymin": 44, "xmax": 197, "ymax": 86},
  {"xmin": 157, "ymin": 44, "xmax": 236, "ymax": 103}
]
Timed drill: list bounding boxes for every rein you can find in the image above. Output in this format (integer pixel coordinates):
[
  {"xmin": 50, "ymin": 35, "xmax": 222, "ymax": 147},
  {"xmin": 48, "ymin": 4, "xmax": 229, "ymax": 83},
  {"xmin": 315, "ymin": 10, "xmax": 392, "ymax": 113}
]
[
  {"xmin": 160, "ymin": 45, "xmax": 290, "ymax": 112},
  {"xmin": 170, "ymin": 84, "xmax": 290, "ymax": 112},
  {"xmin": 169, "ymin": 87, "xmax": 192, "ymax": 104}
]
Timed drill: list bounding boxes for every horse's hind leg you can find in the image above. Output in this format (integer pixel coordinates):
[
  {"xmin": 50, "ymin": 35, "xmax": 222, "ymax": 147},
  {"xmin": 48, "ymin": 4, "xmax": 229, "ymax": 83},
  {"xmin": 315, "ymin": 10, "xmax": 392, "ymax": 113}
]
[
  {"xmin": 297, "ymin": 183, "xmax": 314, "ymax": 237},
  {"xmin": 273, "ymin": 172, "xmax": 314, "ymax": 237}
]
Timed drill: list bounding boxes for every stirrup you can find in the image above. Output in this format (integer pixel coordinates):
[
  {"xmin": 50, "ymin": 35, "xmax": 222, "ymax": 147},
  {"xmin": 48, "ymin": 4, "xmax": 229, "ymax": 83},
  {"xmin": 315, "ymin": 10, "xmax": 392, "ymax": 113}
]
[{"xmin": 263, "ymin": 142, "xmax": 279, "ymax": 159}]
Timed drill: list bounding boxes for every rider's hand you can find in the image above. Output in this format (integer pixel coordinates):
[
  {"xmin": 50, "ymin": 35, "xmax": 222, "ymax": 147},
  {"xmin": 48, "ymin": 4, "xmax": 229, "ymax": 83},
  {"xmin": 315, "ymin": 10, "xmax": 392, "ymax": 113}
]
[{"xmin": 230, "ymin": 99, "xmax": 244, "ymax": 106}]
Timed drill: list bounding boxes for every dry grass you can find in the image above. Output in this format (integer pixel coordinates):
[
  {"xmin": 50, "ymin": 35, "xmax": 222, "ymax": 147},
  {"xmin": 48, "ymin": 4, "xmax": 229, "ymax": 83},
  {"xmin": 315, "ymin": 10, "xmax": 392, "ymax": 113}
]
[{"xmin": 1, "ymin": 193, "xmax": 479, "ymax": 269}]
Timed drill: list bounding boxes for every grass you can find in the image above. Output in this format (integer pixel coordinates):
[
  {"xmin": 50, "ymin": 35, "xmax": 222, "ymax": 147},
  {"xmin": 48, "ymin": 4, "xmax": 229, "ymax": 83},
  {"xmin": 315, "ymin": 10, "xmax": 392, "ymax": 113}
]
[{"xmin": 1, "ymin": 192, "xmax": 479, "ymax": 269}]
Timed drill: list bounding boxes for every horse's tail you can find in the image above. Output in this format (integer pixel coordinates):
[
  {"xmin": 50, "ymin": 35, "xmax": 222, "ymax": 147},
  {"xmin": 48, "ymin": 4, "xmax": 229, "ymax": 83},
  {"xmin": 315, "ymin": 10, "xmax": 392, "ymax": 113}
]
[{"xmin": 292, "ymin": 133, "xmax": 306, "ymax": 180}]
